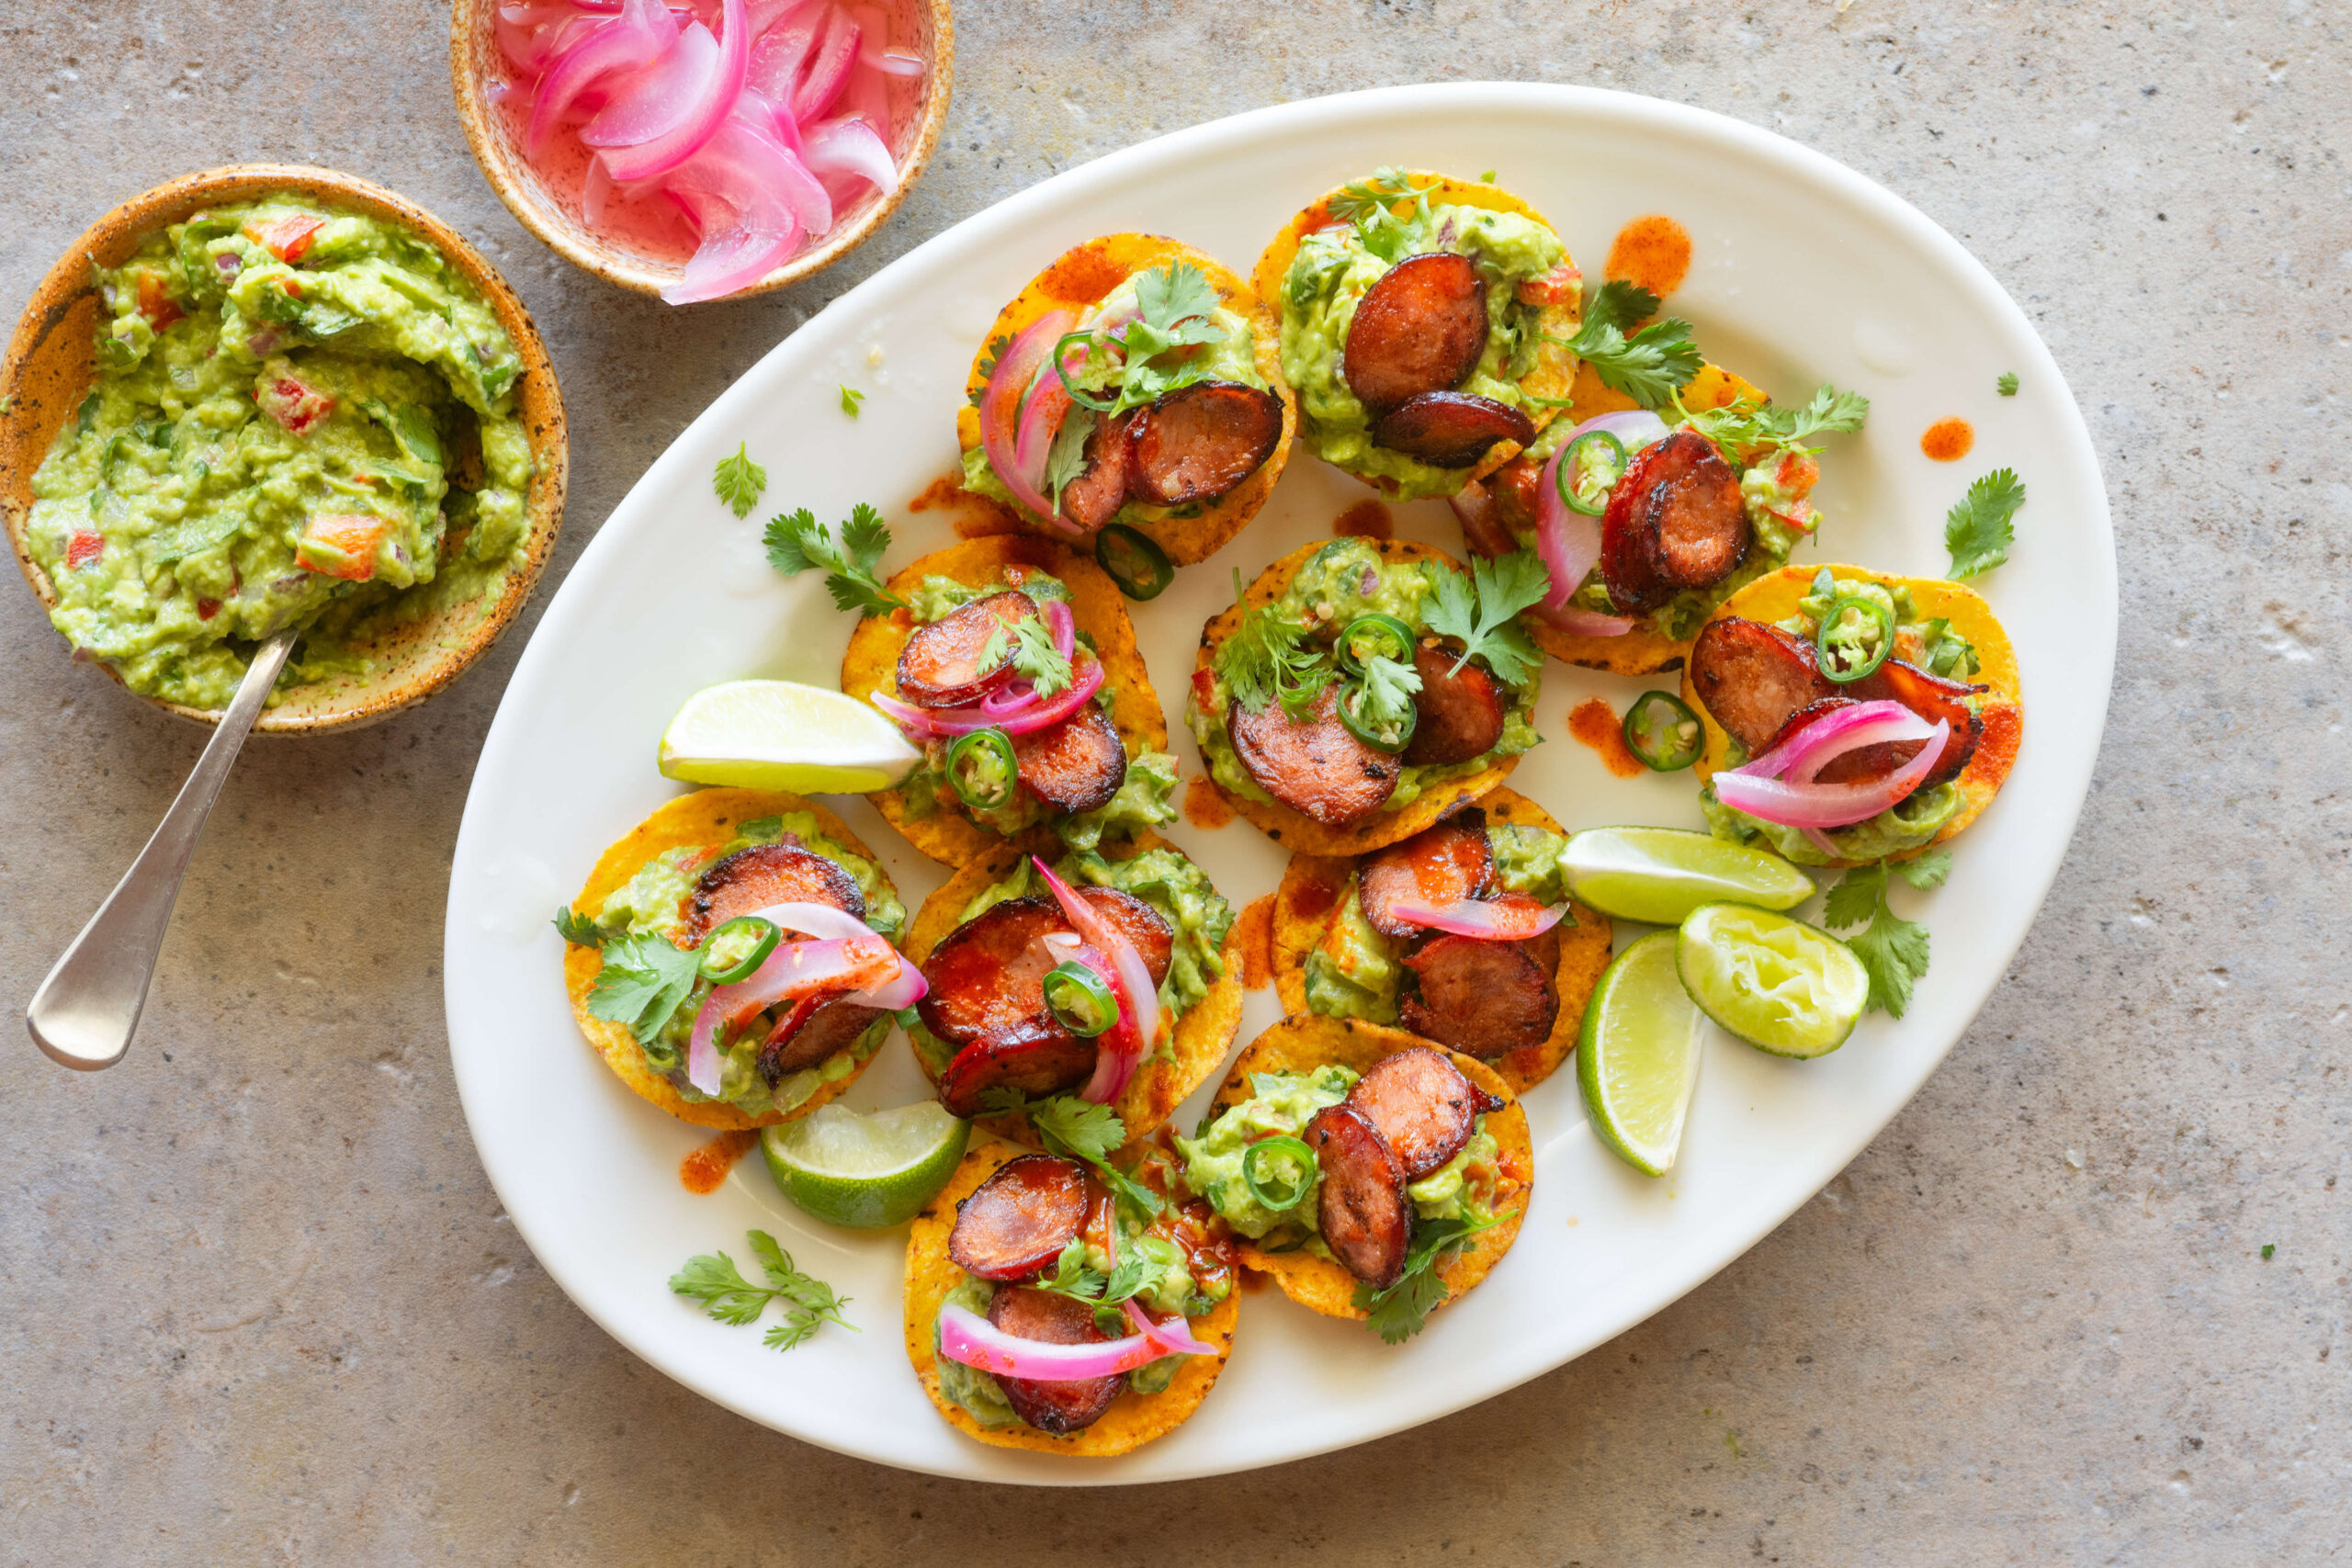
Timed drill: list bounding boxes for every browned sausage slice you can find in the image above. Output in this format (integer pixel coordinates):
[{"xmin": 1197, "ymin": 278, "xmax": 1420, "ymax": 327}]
[
  {"xmin": 1012, "ymin": 700, "xmax": 1127, "ymax": 814},
  {"xmin": 1344, "ymin": 1046, "xmax": 1502, "ymax": 1179},
  {"xmin": 985, "ymin": 1286, "xmax": 1126, "ymax": 1434},
  {"xmin": 948, "ymin": 1153, "xmax": 1091, "ymax": 1281},
  {"xmin": 1848, "ymin": 659, "xmax": 1984, "ymax": 787},
  {"xmin": 1057, "ymin": 412, "xmax": 1133, "ymax": 534},
  {"xmin": 1227, "ymin": 686, "xmax": 1401, "ymax": 827},
  {"xmin": 1358, "ymin": 809, "xmax": 1494, "ymax": 942},
  {"xmin": 1371, "ymin": 391, "xmax": 1536, "ymax": 470},
  {"xmin": 936, "ymin": 1017, "xmax": 1100, "ymax": 1117},
  {"xmin": 1485, "ymin": 456, "xmax": 1544, "ymax": 539},
  {"xmin": 1451, "ymin": 474, "xmax": 1522, "ymax": 562},
  {"xmin": 1688, "ymin": 616, "xmax": 1833, "ymax": 756},
  {"xmin": 895, "ymin": 591, "xmax": 1040, "ymax": 708},
  {"xmin": 1305, "ymin": 1104, "xmax": 1410, "ymax": 1290},
  {"xmin": 916, "ymin": 891, "xmax": 1174, "ymax": 1051},
  {"xmin": 1600, "ymin": 430, "xmax": 1750, "ymax": 611},
  {"xmin": 1402, "ymin": 640, "xmax": 1508, "ymax": 766},
  {"xmin": 1127, "ymin": 382, "xmax": 1284, "ymax": 507},
  {"xmin": 760, "ymin": 996, "xmax": 887, "ymax": 1080},
  {"xmin": 1069, "ymin": 886, "xmax": 1176, "ymax": 982},
  {"xmin": 688, "ymin": 843, "xmax": 865, "ymax": 940},
  {"xmin": 1400, "ymin": 934, "xmax": 1558, "ymax": 1060},
  {"xmin": 1343, "ymin": 253, "xmax": 1489, "ymax": 412}
]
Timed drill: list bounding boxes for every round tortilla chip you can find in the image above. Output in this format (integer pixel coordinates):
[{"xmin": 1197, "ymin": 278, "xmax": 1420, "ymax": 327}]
[
  {"xmin": 561, "ymin": 788, "xmax": 898, "ymax": 1130},
  {"xmin": 1249, "ymin": 172, "xmax": 1580, "ymax": 491},
  {"xmin": 899, "ymin": 829, "xmax": 1244, "ymax": 1151},
  {"xmin": 952, "ymin": 233, "xmax": 1295, "ymax": 566},
  {"xmin": 1199, "ymin": 1014, "xmax": 1532, "ymax": 1323},
  {"xmin": 1192, "ymin": 537, "xmax": 1523, "ymax": 856},
  {"xmin": 902, "ymin": 1140, "xmax": 1241, "ymax": 1457},
  {"xmin": 1269, "ymin": 786, "xmax": 1611, "ymax": 1093},
  {"xmin": 1681, "ymin": 564, "xmax": 2023, "ymax": 865},
  {"xmin": 840, "ymin": 535, "xmax": 1166, "ymax": 865},
  {"xmin": 1510, "ymin": 360, "xmax": 1771, "ymax": 676}
]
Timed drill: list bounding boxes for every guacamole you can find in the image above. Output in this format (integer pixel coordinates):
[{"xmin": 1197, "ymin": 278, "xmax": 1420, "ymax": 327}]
[
  {"xmin": 1175, "ymin": 1066, "xmax": 1503, "ymax": 1253},
  {"xmin": 888, "ymin": 572, "xmax": 1180, "ymax": 848},
  {"xmin": 907, "ymin": 842, "xmax": 1233, "ymax": 1077},
  {"xmin": 1188, "ymin": 539, "xmax": 1542, "ymax": 817},
  {"xmin": 24, "ymin": 196, "xmax": 534, "ymax": 709},
  {"xmin": 582, "ymin": 813, "xmax": 902, "ymax": 1117},
  {"xmin": 1281, "ymin": 195, "xmax": 1565, "ymax": 499},
  {"xmin": 1702, "ymin": 570, "xmax": 1983, "ymax": 865}
]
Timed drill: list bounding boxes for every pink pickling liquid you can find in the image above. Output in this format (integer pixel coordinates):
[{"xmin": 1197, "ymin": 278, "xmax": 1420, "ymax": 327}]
[{"xmin": 494, "ymin": 89, "xmax": 700, "ymax": 267}]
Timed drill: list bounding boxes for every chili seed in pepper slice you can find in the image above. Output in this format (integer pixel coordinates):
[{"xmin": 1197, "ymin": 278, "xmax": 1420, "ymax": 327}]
[
  {"xmin": 1816, "ymin": 594, "xmax": 1895, "ymax": 683},
  {"xmin": 1242, "ymin": 1135, "xmax": 1317, "ymax": 1212},
  {"xmin": 1623, "ymin": 691, "xmax": 1703, "ymax": 772},
  {"xmin": 945, "ymin": 728, "xmax": 1018, "ymax": 810},
  {"xmin": 1556, "ymin": 428, "xmax": 1627, "ymax": 517},
  {"xmin": 1043, "ymin": 960, "xmax": 1117, "ymax": 1038},
  {"xmin": 1336, "ymin": 613, "xmax": 1415, "ymax": 677},
  {"xmin": 1338, "ymin": 680, "xmax": 1417, "ymax": 754}
]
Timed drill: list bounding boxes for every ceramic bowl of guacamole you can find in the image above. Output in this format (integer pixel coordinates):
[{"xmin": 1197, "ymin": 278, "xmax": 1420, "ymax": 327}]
[{"xmin": 0, "ymin": 164, "xmax": 569, "ymax": 731}]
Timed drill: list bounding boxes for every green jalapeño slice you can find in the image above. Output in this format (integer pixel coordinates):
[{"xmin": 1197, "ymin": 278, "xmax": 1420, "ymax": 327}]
[
  {"xmin": 699, "ymin": 916, "xmax": 781, "ymax": 984},
  {"xmin": 1095, "ymin": 523, "xmax": 1174, "ymax": 601},
  {"xmin": 945, "ymin": 728, "xmax": 1018, "ymax": 810},
  {"xmin": 1623, "ymin": 690, "xmax": 1702, "ymax": 772},
  {"xmin": 1242, "ymin": 1135, "xmax": 1317, "ymax": 1211},
  {"xmin": 1043, "ymin": 960, "xmax": 1118, "ymax": 1038},
  {"xmin": 1556, "ymin": 428, "xmax": 1628, "ymax": 516},
  {"xmin": 1817, "ymin": 594, "xmax": 1894, "ymax": 683}
]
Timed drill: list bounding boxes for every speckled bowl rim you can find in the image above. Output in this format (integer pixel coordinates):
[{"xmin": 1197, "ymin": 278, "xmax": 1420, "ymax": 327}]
[
  {"xmin": 447, "ymin": 0, "xmax": 955, "ymax": 302},
  {"xmin": 0, "ymin": 164, "xmax": 571, "ymax": 734}
]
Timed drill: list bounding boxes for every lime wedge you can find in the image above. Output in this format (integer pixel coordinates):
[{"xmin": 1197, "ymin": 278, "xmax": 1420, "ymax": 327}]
[
  {"xmin": 658, "ymin": 680, "xmax": 920, "ymax": 795},
  {"xmin": 761, "ymin": 1101, "xmax": 970, "ymax": 1229},
  {"xmin": 1578, "ymin": 931, "xmax": 1705, "ymax": 1176},
  {"xmin": 1561, "ymin": 826, "xmax": 1815, "ymax": 926},
  {"xmin": 1676, "ymin": 903, "xmax": 1868, "ymax": 1059}
]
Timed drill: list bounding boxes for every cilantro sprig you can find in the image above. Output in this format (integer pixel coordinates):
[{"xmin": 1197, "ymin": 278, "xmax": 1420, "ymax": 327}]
[
  {"xmin": 670, "ymin": 1230, "xmax": 854, "ymax": 1351},
  {"xmin": 1581, "ymin": 278, "xmax": 1662, "ymax": 338},
  {"xmin": 976, "ymin": 611, "xmax": 1074, "ymax": 699},
  {"xmin": 1327, "ymin": 167, "xmax": 1436, "ymax": 260},
  {"xmin": 552, "ymin": 904, "xmax": 603, "ymax": 946},
  {"xmin": 1215, "ymin": 569, "xmax": 1333, "ymax": 720},
  {"xmin": 978, "ymin": 1090, "xmax": 1163, "ymax": 1217},
  {"xmin": 1354, "ymin": 1210, "xmax": 1511, "ymax": 1343},
  {"xmin": 1678, "ymin": 385, "xmax": 1871, "ymax": 465},
  {"xmin": 582, "ymin": 930, "xmax": 703, "ymax": 1044},
  {"xmin": 1423, "ymin": 551, "xmax": 1549, "ymax": 689},
  {"xmin": 1820, "ymin": 852, "xmax": 1950, "ymax": 1019},
  {"xmin": 1053, "ymin": 261, "xmax": 1228, "ymax": 421},
  {"xmin": 764, "ymin": 502, "xmax": 908, "ymax": 617},
  {"xmin": 1556, "ymin": 290, "xmax": 1702, "ymax": 408},
  {"xmin": 713, "ymin": 443, "xmax": 767, "ymax": 519},
  {"xmin": 1943, "ymin": 468, "xmax": 2024, "ymax": 580},
  {"xmin": 1351, "ymin": 648, "xmax": 1423, "ymax": 737}
]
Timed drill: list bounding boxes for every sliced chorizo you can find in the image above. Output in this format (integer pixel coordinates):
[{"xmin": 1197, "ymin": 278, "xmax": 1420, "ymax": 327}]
[
  {"xmin": 1343, "ymin": 252, "xmax": 1489, "ymax": 412},
  {"xmin": 1057, "ymin": 412, "xmax": 1133, "ymax": 534},
  {"xmin": 759, "ymin": 997, "xmax": 886, "ymax": 1081},
  {"xmin": 1227, "ymin": 685, "xmax": 1401, "ymax": 827},
  {"xmin": 948, "ymin": 1153, "xmax": 1091, "ymax": 1281},
  {"xmin": 1688, "ymin": 616, "xmax": 1832, "ymax": 756},
  {"xmin": 1344, "ymin": 1046, "xmax": 1495, "ymax": 1179},
  {"xmin": 688, "ymin": 843, "xmax": 865, "ymax": 939},
  {"xmin": 896, "ymin": 591, "xmax": 1040, "ymax": 708},
  {"xmin": 1400, "ymin": 933, "xmax": 1558, "ymax": 1060},
  {"xmin": 1358, "ymin": 809, "xmax": 1494, "ymax": 942},
  {"xmin": 1451, "ymin": 474, "xmax": 1521, "ymax": 562},
  {"xmin": 1485, "ymin": 456, "xmax": 1544, "ymax": 539},
  {"xmin": 936, "ymin": 1016, "xmax": 1100, "ymax": 1117},
  {"xmin": 1126, "ymin": 382, "xmax": 1283, "ymax": 507},
  {"xmin": 1600, "ymin": 429, "xmax": 1749, "ymax": 611},
  {"xmin": 1370, "ymin": 391, "xmax": 1536, "ymax": 470},
  {"xmin": 1401, "ymin": 639, "xmax": 1507, "ymax": 766},
  {"xmin": 1012, "ymin": 701, "xmax": 1127, "ymax": 813},
  {"xmin": 984, "ymin": 1285, "xmax": 1127, "ymax": 1434},
  {"xmin": 1305, "ymin": 1103, "xmax": 1410, "ymax": 1290},
  {"xmin": 917, "ymin": 891, "xmax": 1172, "ymax": 1051}
]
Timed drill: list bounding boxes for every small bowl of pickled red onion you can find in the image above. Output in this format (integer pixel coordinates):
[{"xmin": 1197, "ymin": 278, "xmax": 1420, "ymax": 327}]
[{"xmin": 450, "ymin": 0, "xmax": 952, "ymax": 304}]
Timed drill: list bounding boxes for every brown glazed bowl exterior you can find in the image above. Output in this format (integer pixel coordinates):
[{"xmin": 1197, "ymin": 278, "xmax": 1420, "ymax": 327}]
[
  {"xmin": 448, "ymin": 0, "xmax": 954, "ymax": 301},
  {"xmin": 0, "ymin": 164, "xmax": 571, "ymax": 733}
]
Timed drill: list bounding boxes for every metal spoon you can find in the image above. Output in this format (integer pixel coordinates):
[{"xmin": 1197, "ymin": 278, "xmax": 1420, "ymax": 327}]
[{"xmin": 27, "ymin": 629, "xmax": 297, "ymax": 1069}]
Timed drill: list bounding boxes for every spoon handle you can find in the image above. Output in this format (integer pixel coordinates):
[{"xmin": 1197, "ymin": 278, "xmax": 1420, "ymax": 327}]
[{"xmin": 27, "ymin": 630, "xmax": 298, "ymax": 1070}]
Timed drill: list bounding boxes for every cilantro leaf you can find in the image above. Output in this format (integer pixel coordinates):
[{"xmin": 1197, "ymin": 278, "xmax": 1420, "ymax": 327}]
[
  {"xmin": 1353, "ymin": 1211, "xmax": 1510, "ymax": 1343},
  {"xmin": 1821, "ymin": 862, "xmax": 1932, "ymax": 1019},
  {"xmin": 1041, "ymin": 410, "xmax": 1093, "ymax": 512},
  {"xmin": 713, "ymin": 443, "xmax": 767, "ymax": 519},
  {"xmin": 1582, "ymin": 278, "xmax": 1663, "ymax": 338},
  {"xmin": 583, "ymin": 931, "xmax": 703, "ymax": 1044},
  {"xmin": 1785, "ymin": 384, "xmax": 1871, "ymax": 441},
  {"xmin": 839, "ymin": 384, "xmax": 865, "ymax": 417},
  {"xmin": 1054, "ymin": 262, "xmax": 1229, "ymax": 419},
  {"xmin": 1354, "ymin": 649, "xmax": 1422, "ymax": 734},
  {"xmin": 1423, "ymin": 551, "xmax": 1549, "ymax": 689},
  {"xmin": 1944, "ymin": 468, "xmax": 2023, "ymax": 580},
  {"xmin": 977, "ymin": 612, "xmax": 1074, "ymax": 700},
  {"xmin": 1328, "ymin": 166, "xmax": 1430, "ymax": 229},
  {"xmin": 763, "ymin": 503, "xmax": 908, "ymax": 617},
  {"xmin": 1894, "ymin": 848, "xmax": 1953, "ymax": 892},
  {"xmin": 1996, "ymin": 371, "xmax": 2019, "ymax": 397},
  {"xmin": 552, "ymin": 904, "xmax": 603, "ymax": 946},
  {"xmin": 1563, "ymin": 314, "xmax": 1702, "ymax": 408},
  {"xmin": 1214, "ymin": 568, "xmax": 1333, "ymax": 719},
  {"xmin": 672, "ymin": 1231, "xmax": 854, "ymax": 1351},
  {"xmin": 1134, "ymin": 260, "xmax": 1220, "ymax": 344},
  {"xmin": 979, "ymin": 1090, "xmax": 1163, "ymax": 1216}
]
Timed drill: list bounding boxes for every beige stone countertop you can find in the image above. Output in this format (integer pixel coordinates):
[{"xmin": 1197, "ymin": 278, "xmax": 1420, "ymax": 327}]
[{"xmin": 4, "ymin": 3, "xmax": 2346, "ymax": 1562}]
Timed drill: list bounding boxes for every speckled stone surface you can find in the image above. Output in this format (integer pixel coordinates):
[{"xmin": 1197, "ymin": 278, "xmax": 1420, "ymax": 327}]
[{"xmin": 4, "ymin": 3, "xmax": 2346, "ymax": 1562}]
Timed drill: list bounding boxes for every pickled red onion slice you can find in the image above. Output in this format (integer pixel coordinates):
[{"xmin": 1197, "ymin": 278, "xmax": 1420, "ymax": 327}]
[
  {"xmin": 1033, "ymin": 855, "xmax": 1160, "ymax": 1101},
  {"xmin": 1385, "ymin": 893, "xmax": 1567, "ymax": 942},
  {"xmin": 936, "ymin": 1303, "xmax": 1167, "ymax": 1382}
]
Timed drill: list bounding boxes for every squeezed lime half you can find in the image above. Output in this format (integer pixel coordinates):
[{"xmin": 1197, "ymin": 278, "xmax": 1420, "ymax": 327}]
[
  {"xmin": 760, "ymin": 1101, "xmax": 970, "ymax": 1229},
  {"xmin": 659, "ymin": 679, "xmax": 920, "ymax": 795},
  {"xmin": 1578, "ymin": 931, "xmax": 1706, "ymax": 1176},
  {"xmin": 1561, "ymin": 826, "xmax": 1815, "ymax": 926},
  {"xmin": 1676, "ymin": 903, "xmax": 1869, "ymax": 1059}
]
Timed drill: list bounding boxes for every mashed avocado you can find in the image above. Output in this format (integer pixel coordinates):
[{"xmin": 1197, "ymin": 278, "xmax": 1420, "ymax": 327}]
[
  {"xmin": 585, "ymin": 813, "xmax": 899, "ymax": 1117},
  {"xmin": 1175, "ymin": 1066, "xmax": 1501, "ymax": 1249},
  {"xmin": 1281, "ymin": 198, "xmax": 1564, "ymax": 500},
  {"xmin": 1187, "ymin": 539, "xmax": 1542, "ymax": 817},
  {"xmin": 1703, "ymin": 570, "xmax": 1983, "ymax": 865},
  {"xmin": 26, "ymin": 196, "xmax": 533, "ymax": 709}
]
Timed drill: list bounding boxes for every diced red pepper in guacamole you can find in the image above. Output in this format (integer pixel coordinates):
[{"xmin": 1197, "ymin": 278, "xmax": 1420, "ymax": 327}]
[
  {"xmin": 64, "ymin": 531, "xmax": 105, "ymax": 570},
  {"xmin": 243, "ymin": 214, "xmax": 325, "ymax": 264},
  {"xmin": 1515, "ymin": 261, "xmax": 1582, "ymax": 306},
  {"xmin": 135, "ymin": 271, "xmax": 184, "ymax": 332},
  {"xmin": 256, "ymin": 375, "xmax": 334, "ymax": 435},
  {"xmin": 296, "ymin": 513, "xmax": 387, "ymax": 581}
]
